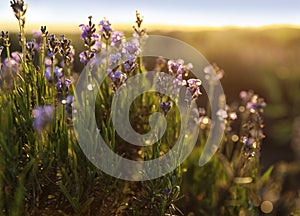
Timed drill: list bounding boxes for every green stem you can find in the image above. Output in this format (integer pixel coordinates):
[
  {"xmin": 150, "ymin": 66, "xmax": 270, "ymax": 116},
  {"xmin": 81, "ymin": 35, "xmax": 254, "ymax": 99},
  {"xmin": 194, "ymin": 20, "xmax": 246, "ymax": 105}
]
[{"xmin": 18, "ymin": 19, "xmax": 26, "ymax": 62}]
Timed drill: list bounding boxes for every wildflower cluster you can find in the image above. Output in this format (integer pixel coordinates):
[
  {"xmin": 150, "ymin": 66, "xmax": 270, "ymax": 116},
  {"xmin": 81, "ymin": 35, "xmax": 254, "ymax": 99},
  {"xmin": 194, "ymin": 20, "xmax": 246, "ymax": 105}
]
[
  {"xmin": 0, "ymin": 1, "xmax": 274, "ymax": 215},
  {"xmin": 239, "ymin": 90, "xmax": 266, "ymax": 158},
  {"xmin": 78, "ymin": 13, "xmax": 145, "ymax": 91},
  {"xmin": 153, "ymin": 58, "xmax": 201, "ymax": 116},
  {"xmin": 79, "ymin": 16, "xmax": 101, "ymax": 64}
]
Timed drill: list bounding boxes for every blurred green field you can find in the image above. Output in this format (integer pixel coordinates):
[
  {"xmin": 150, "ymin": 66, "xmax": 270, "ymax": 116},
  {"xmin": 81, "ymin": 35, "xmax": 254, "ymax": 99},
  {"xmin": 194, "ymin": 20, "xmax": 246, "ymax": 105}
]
[{"xmin": 7, "ymin": 26, "xmax": 300, "ymax": 167}]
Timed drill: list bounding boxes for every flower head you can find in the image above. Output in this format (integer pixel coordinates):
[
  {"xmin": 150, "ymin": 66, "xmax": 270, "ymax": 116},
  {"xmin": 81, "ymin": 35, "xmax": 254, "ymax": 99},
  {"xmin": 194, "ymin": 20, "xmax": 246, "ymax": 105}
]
[
  {"xmin": 64, "ymin": 95, "xmax": 74, "ymax": 116},
  {"xmin": 160, "ymin": 101, "xmax": 171, "ymax": 116},
  {"xmin": 79, "ymin": 24, "xmax": 91, "ymax": 41},
  {"xmin": 109, "ymin": 70, "xmax": 127, "ymax": 90},
  {"xmin": 187, "ymin": 78, "xmax": 202, "ymax": 99},
  {"xmin": 124, "ymin": 41, "xmax": 140, "ymax": 56},
  {"xmin": 111, "ymin": 31, "xmax": 124, "ymax": 48},
  {"xmin": 99, "ymin": 18, "xmax": 112, "ymax": 40},
  {"xmin": 79, "ymin": 50, "xmax": 94, "ymax": 64},
  {"xmin": 32, "ymin": 105, "xmax": 54, "ymax": 132},
  {"xmin": 162, "ymin": 188, "xmax": 171, "ymax": 197},
  {"xmin": 10, "ymin": 0, "xmax": 27, "ymax": 23}
]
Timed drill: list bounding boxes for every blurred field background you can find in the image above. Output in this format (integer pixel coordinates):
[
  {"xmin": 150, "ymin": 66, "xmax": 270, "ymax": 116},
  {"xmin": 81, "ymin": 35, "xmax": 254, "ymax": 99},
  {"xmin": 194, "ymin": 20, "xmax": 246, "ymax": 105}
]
[{"xmin": 7, "ymin": 26, "xmax": 300, "ymax": 169}]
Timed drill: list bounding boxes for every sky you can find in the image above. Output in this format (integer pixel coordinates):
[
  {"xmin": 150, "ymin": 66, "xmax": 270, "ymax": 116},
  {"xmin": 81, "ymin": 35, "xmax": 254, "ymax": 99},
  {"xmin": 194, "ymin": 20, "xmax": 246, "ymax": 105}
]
[{"xmin": 1, "ymin": 0, "xmax": 300, "ymax": 29}]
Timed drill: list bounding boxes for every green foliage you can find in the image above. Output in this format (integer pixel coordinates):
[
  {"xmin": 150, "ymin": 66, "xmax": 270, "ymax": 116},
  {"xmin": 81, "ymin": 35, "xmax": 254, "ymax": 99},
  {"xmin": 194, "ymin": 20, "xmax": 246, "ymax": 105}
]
[{"xmin": 2, "ymin": 1, "xmax": 299, "ymax": 216}]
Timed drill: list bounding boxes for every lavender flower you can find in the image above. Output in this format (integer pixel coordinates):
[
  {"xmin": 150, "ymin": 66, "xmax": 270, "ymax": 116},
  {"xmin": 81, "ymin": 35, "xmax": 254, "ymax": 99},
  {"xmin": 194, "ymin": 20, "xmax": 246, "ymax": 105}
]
[
  {"xmin": 79, "ymin": 24, "xmax": 91, "ymax": 41},
  {"xmin": 47, "ymin": 33, "xmax": 59, "ymax": 60},
  {"xmin": 124, "ymin": 41, "xmax": 140, "ymax": 56},
  {"xmin": 56, "ymin": 78, "xmax": 71, "ymax": 92},
  {"xmin": 32, "ymin": 105, "xmax": 54, "ymax": 132},
  {"xmin": 11, "ymin": 51, "xmax": 22, "ymax": 63},
  {"xmin": 91, "ymin": 41, "xmax": 101, "ymax": 53},
  {"xmin": 79, "ymin": 50, "xmax": 94, "ymax": 64},
  {"xmin": 63, "ymin": 95, "xmax": 74, "ymax": 117},
  {"xmin": 160, "ymin": 101, "xmax": 171, "ymax": 116},
  {"xmin": 31, "ymin": 30, "xmax": 43, "ymax": 50},
  {"xmin": 99, "ymin": 18, "xmax": 112, "ymax": 40},
  {"xmin": 25, "ymin": 40, "xmax": 35, "ymax": 60},
  {"xmin": 240, "ymin": 90, "xmax": 266, "ymax": 113},
  {"xmin": 111, "ymin": 31, "xmax": 124, "ymax": 48},
  {"xmin": 238, "ymin": 91, "xmax": 266, "ymax": 158},
  {"xmin": 108, "ymin": 53, "xmax": 122, "ymax": 69},
  {"xmin": 167, "ymin": 59, "xmax": 192, "ymax": 84},
  {"xmin": 10, "ymin": 0, "xmax": 27, "ymax": 23},
  {"xmin": 1, "ymin": 52, "xmax": 22, "ymax": 78},
  {"xmin": 59, "ymin": 35, "xmax": 74, "ymax": 65},
  {"xmin": 123, "ymin": 56, "xmax": 136, "ymax": 73},
  {"xmin": 133, "ymin": 11, "xmax": 147, "ymax": 38},
  {"xmin": 44, "ymin": 67, "xmax": 51, "ymax": 81},
  {"xmin": 54, "ymin": 66, "xmax": 63, "ymax": 79},
  {"xmin": 187, "ymin": 78, "xmax": 202, "ymax": 99},
  {"xmin": 79, "ymin": 16, "xmax": 101, "ymax": 54},
  {"xmin": 109, "ymin": 70, "xmax": 127, "ymax": 90}
]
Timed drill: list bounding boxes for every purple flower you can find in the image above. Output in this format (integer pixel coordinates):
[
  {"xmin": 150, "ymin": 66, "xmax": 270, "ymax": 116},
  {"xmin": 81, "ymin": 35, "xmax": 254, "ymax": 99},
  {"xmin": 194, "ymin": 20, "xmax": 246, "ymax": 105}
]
[
  {"xmin": 44, "ymin": 56, "xmax": 52, "ymax": 67},
  {"xmin": 2, "ymin": 57, "xmax": 21, "ymax": 78},
  {"xmin": 56, "ymin": 79, "xmax": 62, "ymax": 91},
  {"xmin": 108, "ymin": 53, "xmax": 122, "ymax": 69},
  {"xmin": 79, "ymin": 51, "xmax": 90, "ymax": 64},
  {"xmin": 111, "ymin": 31, "xmax": 124, "ymax": 47},
  {"xmin": 240, "ymin": 90, "xmax": 266, "ymax": 113},
  {"xmin": 79, "ymin": 24, "xmax": 90, "ymax": 41},
  {"xmin": 44, "ymin": 67, "xmax": 51, "ymax": 81},
  {"xmin": 99, "ymin": 19, "xmax": 112, "ymax": 33},
  {"xmin": 64, "ymin": 78, "xmax": 72, "ymax": 88},
  {"xmin": 99, "ymin": 19, "xmax": 112, "ymax": 39},
  {"xmin": 109, "ymin": 70, "xmax": 127, "ymax": 87},
  {"xmin": 32, "ymin": 30, "xmax": 43, "ymax": 50},
  {"xmin": 64, "ymin": 95, "xmax": 74, "ymax": 116},
  {"xmin": 11, "ymin": 51, "xmax": 22, "ymax": 63},
  {"xmin": 10, "ymin": 0, "xmax": 27, "ymax": 20},
  {"xmin": 56, "ymin": 78, "xmax": 72, "ymax": 92},
  {"xmin": 124, "ymin": 42, "xmax": 140, "ymax": 56},
  {"xmin": 32, "ymin": 30, "xmax": 42, "ymax": 38},
  {"xmin": 47, "ymin": 33, "xmax": 59, "ymax": 59},
  {"xmin": 167, "ymin": 59, "xmax": 192, "ymax": 84},
  {"xmin": 160, "ymin": 101, "xmax": 171, "ymax": 116},
  {"xmin": 54, "ymin": 66, "xmax": 63, "ymax": 78},
  {"xmin": 66, "ymin": 95, "xmax": 73, "ymax": 104},
  {"xmin": 91, "ymin": 41, "xmax": 101, "ymax": 52},
  {"xmin": 187, "ymin": 78, "xmax": 202, "ymax": 98},
  {"xmin": 32, "ymin": 105, "xmax": 54, "ymax": 132}
]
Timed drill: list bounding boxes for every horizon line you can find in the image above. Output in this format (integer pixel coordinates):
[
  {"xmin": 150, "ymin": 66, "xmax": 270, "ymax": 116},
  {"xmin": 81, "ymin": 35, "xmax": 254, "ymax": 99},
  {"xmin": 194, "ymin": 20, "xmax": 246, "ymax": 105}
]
[{"xmin": 1, "ymin": 21, "xmax": 300, "ymax": 33}]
